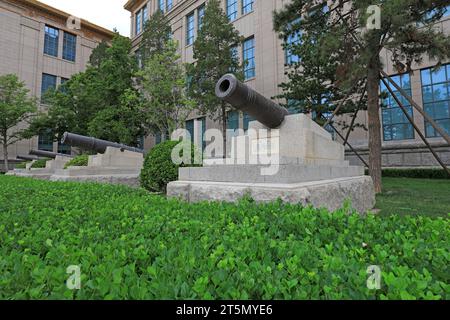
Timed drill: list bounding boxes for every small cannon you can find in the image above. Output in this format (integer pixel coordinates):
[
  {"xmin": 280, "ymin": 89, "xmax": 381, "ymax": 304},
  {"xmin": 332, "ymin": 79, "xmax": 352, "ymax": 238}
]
[
  {"xmin": 61, "ymin": 132, "xmax": 144, "ymax": 154},
  {"xmin": 215, "ymin": 73, "xmax": 289, "ymax": 129},
  {"xmin": 17, "ymin": 155, "xmax": 40, "ymax": 161},
  {"xmin": 29, "ymin": 149, "xmax": 72, "ymax": 159}
]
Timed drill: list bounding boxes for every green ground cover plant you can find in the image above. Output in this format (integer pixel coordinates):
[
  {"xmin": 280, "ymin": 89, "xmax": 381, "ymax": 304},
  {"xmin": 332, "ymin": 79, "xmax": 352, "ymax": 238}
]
[
  {"xmin": 14, "ymin": 162, "xmax": 29, "ymax": 169},
  {"xmin": 30, "ymin": 158, "xmax": 50, "ymax": 169},
  {"xmin": 64, "ymin": 155, "xmax": 89, "ymax": 169},
  {"xmin": 0, "ymin": 175, "xmax": 448, "ymax": 300}
]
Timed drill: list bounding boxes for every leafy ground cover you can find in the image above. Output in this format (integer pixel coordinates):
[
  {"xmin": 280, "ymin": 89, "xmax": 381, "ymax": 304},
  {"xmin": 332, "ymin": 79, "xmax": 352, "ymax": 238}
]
[
  {"xmin": 0, "ymin": 175, "xmax": 448, "ymax": 299},
  {"xmin": 376, "ymin": 177, "xmax": 450, "ymax": 217}
]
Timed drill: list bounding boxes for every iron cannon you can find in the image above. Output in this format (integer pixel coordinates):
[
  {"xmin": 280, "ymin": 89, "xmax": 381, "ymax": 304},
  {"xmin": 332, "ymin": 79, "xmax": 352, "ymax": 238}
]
[
  {"xmin": 215, "ymin": 73, "xmax": 289, "ymax": 129},
  {"xmin": 29, "ymin": 149, "xmax": 72, "ymax": 159},
  {"xmin": 61, "ymin": 132, "xmax": 144, "ymax": 154}
]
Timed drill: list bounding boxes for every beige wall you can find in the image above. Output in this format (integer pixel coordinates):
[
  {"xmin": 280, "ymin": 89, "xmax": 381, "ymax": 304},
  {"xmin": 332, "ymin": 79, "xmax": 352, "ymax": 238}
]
[{"xmin": 0, "ymin": 0, "xmax": 113, "ymax": 169}]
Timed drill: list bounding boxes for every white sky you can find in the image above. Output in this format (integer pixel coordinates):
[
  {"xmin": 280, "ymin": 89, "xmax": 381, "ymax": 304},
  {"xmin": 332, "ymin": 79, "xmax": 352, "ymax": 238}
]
[{"xmin": 39, "ymin": 0, "xmax": 130, "ymax": 37}]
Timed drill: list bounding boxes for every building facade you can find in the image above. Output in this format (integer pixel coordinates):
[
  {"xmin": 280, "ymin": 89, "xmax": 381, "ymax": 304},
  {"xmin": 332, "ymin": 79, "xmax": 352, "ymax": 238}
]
[
  {"xmin": 0, "ymin": 0, "xmax": 114, "ymax": 171},
  {"xmin": 125, "ymin": 0, "xmax": 450, "ymax": 167}
]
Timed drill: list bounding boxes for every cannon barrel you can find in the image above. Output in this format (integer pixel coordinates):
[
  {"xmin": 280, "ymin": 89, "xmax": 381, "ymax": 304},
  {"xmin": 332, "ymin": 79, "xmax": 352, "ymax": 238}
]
[
  {"xmin": 29, "ymin": 149, "xmax": 72, "ymax": 159},
  {"xmin": 215, "ymin": 74, "xmax": 289, "ymax": 129},
  {"xmin": 17, "ymin": 155, "xmax": 40, "ymax": 161},
  {"xmin": 61, "ymin": 132, "xmax": 144, "ymax": 154}
]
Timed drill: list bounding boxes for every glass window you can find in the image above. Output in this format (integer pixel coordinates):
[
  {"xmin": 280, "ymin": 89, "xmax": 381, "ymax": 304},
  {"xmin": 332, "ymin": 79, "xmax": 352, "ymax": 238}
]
[
  {"xmin": 38, "ymin": 130, "xmax": 53, "ymax": 152},
  {"xmin": 243, "ymin": 37, "xmax": 255, "ymax": 80},
  {"xmin": 58, "ymin": 142, "xmax": 71, "ymax": 155},
  {"xmin": 226, "ymin": 0, "xmax": 238, "ymax": 21},
  {"xmin": 136, "ymin": 9, "xmax": 142, "ymax": 35},
  {"xmin": 44, "ymin": 25, "xmax": 59, "ymax": 57},
  {"xmin": 41, "ymin": 73, "xmax": 57, "ymax": 103},
  {"xmin": 243, "ymin": 113, "xmax": 255, "ymax": 131},
  {"xmin": 186, "ymin": 119, "xmax": 195, "ymax": 144},
  {"xmin": 227, "ymin": 111, "xmax": 239, "ymax": 132},
  {"xmin": 159, "ymin": 0, "xmax": 165, "ymax": 12},
  {"xmin": 59, "ymin": 77, "xmax": 69, "ymax": 93},
  {"xmin": 286, "ymin": 18, "xmax": 301, "ymax": 65},
  {"xmin": 63, "ymin": 32, "xmax": 76, "ymax": 62},
  {"xmin": 421, "ymin": 64, "xmax": 450, "ymax": 138},
  {"xmin": 200, "ymin": 117, "xmax": 207, "ymax": 152},
  {"xmin": 242, "ymin": 0, "xmax": 254, "ymax": 15},
  {"xmin": 166, "ymin": 0, "xmax": 173, "ymax": 11},
  {"xmin": 143, "ymin": 5, "xmax": 148, "ymax": 23},
  {"xmin": 186, "ymin": 13, "xmax": 195, "ymax": 46},
  {"xmin": 380, "ymin": 73, "xmax": 415, "ymax": 141},
  {"xmin": 198, "ymin": 5, "xmax": 205, "ymax": 31}
]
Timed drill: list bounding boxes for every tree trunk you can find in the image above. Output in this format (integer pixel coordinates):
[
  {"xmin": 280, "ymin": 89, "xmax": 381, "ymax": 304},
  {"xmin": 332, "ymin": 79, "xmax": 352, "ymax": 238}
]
[
  {"xmin": 367, "ymin": 59, "xmax": 382, "ymax": 193},
  {"xmin": 2, "ymin": 141, "xmax": 8, "ymax": 173},
  {"xmin": 222, "ymin": 104, "xmax": 227, "ymax": 159}
]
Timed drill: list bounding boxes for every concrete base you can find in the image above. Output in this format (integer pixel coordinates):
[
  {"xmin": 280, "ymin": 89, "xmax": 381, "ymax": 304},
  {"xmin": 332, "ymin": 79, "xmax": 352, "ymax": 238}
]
[{"xmin": 167, "ymin": 176, "xmax": 375, "ymax": 213}]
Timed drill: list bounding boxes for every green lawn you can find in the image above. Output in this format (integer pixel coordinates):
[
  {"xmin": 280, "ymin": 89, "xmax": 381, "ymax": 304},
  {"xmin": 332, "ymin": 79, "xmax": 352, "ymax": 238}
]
[{"xmin": 376, "ymin": 177, "xmax": 450, "ymax": 217}]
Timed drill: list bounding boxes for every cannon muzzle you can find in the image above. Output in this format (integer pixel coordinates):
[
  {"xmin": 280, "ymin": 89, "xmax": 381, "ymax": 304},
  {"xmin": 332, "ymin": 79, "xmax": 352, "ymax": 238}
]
[
  {"xmin": 215, "ymin": 74, "xmax": 289, "ymax": 129},
  {"xmin": 61, "ymin": 132, "xmax": 144, "ymax": 154},
  {"xmin": 29, "ymin": 149, "xmax": 72, "ymax": 159}
]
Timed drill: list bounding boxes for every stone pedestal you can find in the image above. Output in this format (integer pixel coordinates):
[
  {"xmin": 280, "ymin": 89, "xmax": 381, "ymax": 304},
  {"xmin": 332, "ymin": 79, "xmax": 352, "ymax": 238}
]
[{"xmin": 168, "ymin": 114, "xmax": 375, "ymax": 212}]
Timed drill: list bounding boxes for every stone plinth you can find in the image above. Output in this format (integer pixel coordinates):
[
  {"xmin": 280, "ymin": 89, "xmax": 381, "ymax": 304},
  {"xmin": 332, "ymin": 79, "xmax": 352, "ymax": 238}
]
[{"xmin": 168, "ymin": 114, "xmax": 375, "ymax": 213}]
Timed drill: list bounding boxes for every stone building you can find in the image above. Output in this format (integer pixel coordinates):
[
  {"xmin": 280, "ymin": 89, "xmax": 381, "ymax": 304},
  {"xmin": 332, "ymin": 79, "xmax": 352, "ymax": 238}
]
[
  {"xmin": 0, "ymin": 0, "xmax": 114, "ymax": 171},
  {"xmin": 124, "ymin": 0, "xmax": 450, "ymax": 168}
]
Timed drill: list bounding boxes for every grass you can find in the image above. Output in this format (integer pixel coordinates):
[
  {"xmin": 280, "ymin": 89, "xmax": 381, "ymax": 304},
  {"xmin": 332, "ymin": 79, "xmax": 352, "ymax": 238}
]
[{"xmin": 376, "ymin": 177, "xmax": 450, "ymax": 217}]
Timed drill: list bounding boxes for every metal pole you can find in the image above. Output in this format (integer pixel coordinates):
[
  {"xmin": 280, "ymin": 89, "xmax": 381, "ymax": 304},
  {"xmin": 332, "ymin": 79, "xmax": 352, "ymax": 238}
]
[
  {"xmin": 380, "ymin": 69, "xmax": 450, "ymax": 145},
  {"xmin": 328, "ymin": 123, "xmax": 369, "ymax": 168},
  {"xmin": 380, "ymin": 77, "xmax": 450, "ymax": 177}
]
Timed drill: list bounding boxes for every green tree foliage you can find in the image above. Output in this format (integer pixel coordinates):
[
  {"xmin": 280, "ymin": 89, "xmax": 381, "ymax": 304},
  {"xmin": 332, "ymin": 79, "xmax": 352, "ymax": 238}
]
[
  {"xmin": 88, "ymin": 40, "xmax": 109, "ymax": 67},
  {"xmin": 187, "ymin": 0, "xmax": 243, "ymax": 156},
  {"xmin": 0, "ymin": 74, "xmax": 38, "ymax": 170},
  {"xmin": 273, "ymin": 0, "xmax": 450, "ymax": 193},
  {"xmin": 139, "ymin": 10, "xmax": 172, "ymax": 64},
  {"xmin": 32, "ymin": 33, "xmax": 144, "ymax": 147},
  {"xmin": 139, "ymin": 40, "xmax": 194, "ymax": 137}
]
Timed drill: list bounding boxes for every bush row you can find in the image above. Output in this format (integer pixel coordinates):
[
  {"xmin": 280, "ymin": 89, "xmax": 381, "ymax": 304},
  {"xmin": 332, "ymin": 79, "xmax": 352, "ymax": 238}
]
[
  {"xmin": 0, "ymin": 175, "xmax": 448, "ymax": 300},
  {"xmin": 364, "ymin": 168, "xmax": 450, "ymax": 179}
]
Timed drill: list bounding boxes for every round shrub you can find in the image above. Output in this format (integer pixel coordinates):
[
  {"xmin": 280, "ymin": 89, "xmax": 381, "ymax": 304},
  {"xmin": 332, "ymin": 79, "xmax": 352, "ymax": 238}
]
[
  {"xmin": 140, "ymin": 140, "xmax": 201, "ymax": 193},
  {"xmin": 30, "ymin": 158, "xmax": 50, "ymax": 169},
  {"xmin": 64, "ymin": 154, "xmax": 89, "ymax": 169}
]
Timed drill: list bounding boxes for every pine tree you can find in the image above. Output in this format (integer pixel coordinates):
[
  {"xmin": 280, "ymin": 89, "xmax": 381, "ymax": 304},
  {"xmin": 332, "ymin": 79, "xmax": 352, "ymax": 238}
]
[
  {"xmin": 139, "ymin": 10, "xmax": 172, "ymax": 64},
  {"xmin": 187, "ymin": 0, "xmax": 243, "ymax": 157},
  {"xmin": 274, "ymin": 0, "xmax": 450, "ymax": 193}
]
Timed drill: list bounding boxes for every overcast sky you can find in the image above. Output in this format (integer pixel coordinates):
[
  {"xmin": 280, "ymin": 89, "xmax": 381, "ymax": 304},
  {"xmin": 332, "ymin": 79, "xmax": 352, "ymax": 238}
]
[{"xmin": 39, "ymin": 0, "xmax": 130, "ymax": 36}]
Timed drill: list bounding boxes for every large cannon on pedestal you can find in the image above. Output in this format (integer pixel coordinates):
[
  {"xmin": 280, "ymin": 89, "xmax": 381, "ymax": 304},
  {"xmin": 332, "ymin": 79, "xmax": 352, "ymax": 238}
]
[
  {"xmin": 17, "ymin": 155, "xmax": 40, "ymax": 161},
  {"xmin": 61, "ymin": 132, "xmax": 144, "ymax": 154},
  {"xmin": 215, "ymin": 73, "xmax": 289, "ymax": 129},
  {"xmin": 29, "ymin": 149, "xmax": 73, "ymax": 159}
]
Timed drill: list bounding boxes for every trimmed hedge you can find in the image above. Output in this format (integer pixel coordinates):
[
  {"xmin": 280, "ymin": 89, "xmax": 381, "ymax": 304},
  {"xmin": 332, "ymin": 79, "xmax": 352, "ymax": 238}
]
[
  {"xmin": 64, "ymin": 155, "xmax": 89, "ymax": 169},
  {"xmin": 30, "ymin": 158, "xmax": 50, "ymax": 169},
  {"xmin": 365, "ymin": 168, "xmax": 450, "ymax": 180},
  {"xmin": 15, "ymin": 162, "xmax": 29, "ymax": 169},
  {"xmin": 0, "ymin": 175, "xmax": 448, "ymax": 300},
  {"xmin": 140, "ymin": 140, "xmax": 200, "ymax": 193}
]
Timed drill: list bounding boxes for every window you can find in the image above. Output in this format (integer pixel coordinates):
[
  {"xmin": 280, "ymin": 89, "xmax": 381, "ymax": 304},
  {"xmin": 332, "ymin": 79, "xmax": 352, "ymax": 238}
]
[
  {"xmin": 38, "ymin": 130, "xmax": 53, "ymax": 152},
  {"xmin": 421, "ymin": 64, "xmax": 450, "ymax": 138},
  {"xmin": 242, "ymin": 0, "xmax": 254, "ymax": 15},
  {"xmin": 63, "ymin": 32, "xmax": 76, "ymax": 62},
  {"xmin": 285, "ymin": 18, "xmax": 301, "ymax": 65},
  {"xmin": 59, "ymin": 77, "xmax": 69, "ymax": 93},
  {"xmin": 143, "ymin": 5, "xmax": 148, "ymax": 24},
  {"xmin": 200, "ymin": 117, "xmax": 207, "ymax": 152},
  {"xmin": 380, "ymin": 73, "xmax": 415, "ymax": 141},
  {"xmin": 243, "ymin": 113, "xmax": 255, "ymax": 131},
  {"xmin": 243, "ymin": 37, "xmax": 255, "ymax": 80},
  {"xmin": 44, "ymin": 25, "xmax": 59, "ymax": 57},
  {"xmin": 136, "ymin": 9, "xmax": 142, "ymax": 35},
  {"xmin": 159, "ymin": 0, "xmax": 165, "ymax": 12},
  {"xmin": 226, "ymin": 0, "xmax": 238, "ymax": 21},
  {"xmin": 58, "ymin": 142, "xmax": 71, "ymax": 155},
  {"xmin": 287, "ymin": 99, "xmax": 301, "ymax": 114},
  {"xmin": 166, "ymin": 0, "xmax": 173, "ymax": 11},
  {"xmin": 186, "ymin": 13, "xmax": 195, "ymax": 46},
  {"xmin": 227, "ymin": 111, "xmax": 239, "ymax": 131},
  {"xmin": 186, "ymin": 119, "xmax": 195, "ymax": 144},
  {"xmin": 41, "ymin": 73, "xmax": 57, "ymax": 103},
  {"xmin": 135, "ymin": 49, "xmax": 143, "ymax": 69},
  {"xmin": 198, "ymin": 5, "xmax": 205, "ymax": 31}
]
